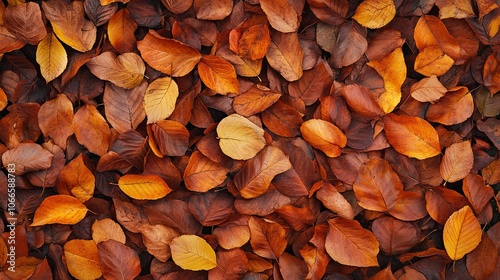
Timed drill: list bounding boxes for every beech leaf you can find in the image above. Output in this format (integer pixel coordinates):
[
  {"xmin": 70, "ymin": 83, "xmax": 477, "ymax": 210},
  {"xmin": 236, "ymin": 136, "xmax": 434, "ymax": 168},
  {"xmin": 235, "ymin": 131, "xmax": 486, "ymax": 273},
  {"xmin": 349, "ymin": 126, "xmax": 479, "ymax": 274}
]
[{"xmin": 170, "ymin": 235, "xmax": 217, "ymax": 271}]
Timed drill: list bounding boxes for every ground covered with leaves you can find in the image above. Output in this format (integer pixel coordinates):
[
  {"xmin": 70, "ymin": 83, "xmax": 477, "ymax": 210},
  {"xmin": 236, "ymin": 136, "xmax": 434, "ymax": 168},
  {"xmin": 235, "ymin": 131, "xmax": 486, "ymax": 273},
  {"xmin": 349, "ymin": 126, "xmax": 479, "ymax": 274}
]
[{"xmin": 1, "ymin": 0, "xmax": 500, "ymax": 279}]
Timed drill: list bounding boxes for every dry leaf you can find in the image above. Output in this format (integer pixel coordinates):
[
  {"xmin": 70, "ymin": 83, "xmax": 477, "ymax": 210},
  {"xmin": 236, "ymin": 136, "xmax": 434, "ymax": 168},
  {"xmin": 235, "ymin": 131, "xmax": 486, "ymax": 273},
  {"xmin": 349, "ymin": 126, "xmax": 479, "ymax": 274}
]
[
  {"xmin": 144, "ymin": 77, "xmax": 179, "ymax": 124},
  {"xmin": 300, "ymin": 119, "xmax": 347, "ymax": 158},
  {"xmin": 56, "ymin": 154, "xmax": 95, "ymax": 202},
  {"xmin": 86, "ymin": 51, "xmax": 145, "ymax": 89},
  {"xmin": 248, "ymin": 217, "xmax": 287, "ymax": 260},
  {"xmin": 92, "ymin": 218, "xmax": 126, "ymax": 244},
  {"xmin": 260, "ymin": 0, "xmax": 299, "ymax": 33},
  {"xmin": 3, "ymin": 2, "xmax": 47, "ymax": 45},
  {"xmin": 141, "ymin": 224, "xmax": 179, "ymax": 262},
  {"xmin": 64, "ymin": 240, "xmax": 102, "ymax": 280},
  {"xmin": 233, "ymin": 85, "xmax": 281, "ymax": 117},
  {"xmin": 426, "ymin": 86, "xmax": 474, "ymax": 125},
  {"xmin": 183, "ymin": 151, "xmax": 229, "ymax": 192},
  {"xmin": 2, "ymin": 143, "xmax": 53, "ymax": 175},
  {"xmin": 73, "ymin": 104, "xmax": 111, "ymax": 156},
  {"xmin": 217, "ymin": 114, "xmax": 266, "ymax": 160},
  {"xmin": 198, "ymin": 55, "xmax": 239, "ymax": 95},
  {"xmin": 443, "ymin": 205, "xmax": 482, "ymax": 260},
  {"xmin": 118, "ymin": 174, "xmax": 172, "ymax": 200},
  {"xmin": 266, "ymin": 30, "xmax": 303, "ymax": 82},
  {"xmin": 108, "ymin": 8, "xmax": 137, "ymax": 54},
  {"xmin": 440, "ymin": 141, "xmax": 474, "ymax": 183},
  {"xmin": 104, "ymin": 81, "xmax": 147, "ymax": 133},
  {"xmin": 193, "ymin": 0, "xmax": 232, "ymax": 20},
  {"xmin": 38, "ymin": 94, "xmax": 74, "ymax": 149},
  {"xmin": 36, "ymin": 33, "xmax": 67, "ymax": 83},
  {"xmin": 31, "ymin": 195, "xmax": 88, "ymax": 226},
  {"xmin": 170, "ymin": 235, "xmax": 217, "ymax": 271},
  {"xmin": 410, "ymin": 75, "xmax": 447, "ymax": 103},
  {"xmin": 352, "ymin": 0, "xmax": 396, "ymax": 29},
  {"xmin": 98, "ymin": 240, "xmax": 141, "ymax": 280}
]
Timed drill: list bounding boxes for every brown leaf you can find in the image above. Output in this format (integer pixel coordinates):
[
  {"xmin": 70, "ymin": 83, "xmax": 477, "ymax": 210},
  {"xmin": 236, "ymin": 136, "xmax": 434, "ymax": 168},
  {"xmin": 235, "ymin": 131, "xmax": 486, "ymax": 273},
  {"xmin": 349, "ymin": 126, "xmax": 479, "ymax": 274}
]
[
  {"xmin": 3, "ymin": 2, "xmax": 47, "ymax": 45},
  {"xmin": 266, "ymin": 30, "xmax": 303, "ymax": 81},
  {"xmin": 332, "ymin": 21, "xmax": 368, "ymax": 68},
  {"xmin": 162, "ymin": 0, "xmax": 193, "ymax": 14},
  {"xmin": 414, "ymin": 15, "xmax": 460, "ymax": 60},
  {"xmin": 341, "ymin": 84, "xmax": 385, "ymax": 118},
  {"xmin": 38, "ymin": 94, "xmax": 74, "ymax": 150},
  {"xmin": 84, "ymin": 0, "xmax": 119, "ymax": 27},
  {"xmin": 260, "ymin": 0, "xmax": 300, "ymax": 33},
  {"xmin": 183, "ymin": 151, "xmax": 229, "ymax": 192},
  {"xmin": 198, "ymin": 55, "xmax": 239, "ymax": 95},
  {"xmin": 193, "ymin": 0, "xmax": 232, "ymax": 20},
  {"xmin": 234, "ymin": 84, "xmax": 281, "ymax": 117},
  {"xmin": 137, "ymin": 30, "xmax": 201, "ymax": 77},
  {"xmin": 288, "ymin": 62, "xmax": 331, "ymax": 106},
  {"xmin": 315, "ymin": 180, "xmax": 355, "ymax": 219},
  {"xmin": 108, "ymin": 8, "xmax": 137, "ymax": 54},
  {"xmin": 410, "ymin": 75, "xmax": 447, "ymax": 103},
  {"xmin": 97, "ymin": 240, "xmax": 141, "ymax": 280},
  {"xmin": 326, "ymin": 217, "xmax": 379, "ymax": 267},
  {"xmin": 140, "ymin": 224, "xmax": 179, "ymax": 262},
  {"xmin": 72, "ymin": 104, "xmax": 111, "ymax": 156},
  {"xmin": 307, "ymin": 0, "xmax": 348, "ymax": 25},
  {"xmin": 92, "ymin": 218, "xmax": 126, "ymax": 244},
  {"xmin": 425, "ymin": 186, "xmax": 469, "ymax": 225},
  {"xmin": 208, "ymin": 248, "xmax": 249, "ymax": 280},
  {"xmin": 463, "ymin": 172, "xmax": 494, "ymax": 214},
  {"xmin": 261, "ymin": 101, "xmax": 303, "ymax": 137},
  {"xmin": 248, "ymin": 217, "xmax": 287, "ymax": 260},
  {"xmin": 300, "ymin": 119, "xmax": 347, "ymax": 158},
  {"xmin": 483, "ymin": 51, "xmax": 500, "ymax": 95},
  {"xmin": 234, "ymin": 146, "xmax": 292, "ymax": 199},
  {"xmin": 188, "ymin": 191, "xmax": 234, "ymax": 226},
  {"xmin": 148, "ymin": 120, "xmax": 189, "ymax": 157},
  {"xmin": 466, "ymin": 233, "xmax": 498, "ymax": 279},
  {"xmin": 2, "ymin": 143, "xmax": 53, "ymax": 175},
  {"xmin": 86, "ymin": 51, "xmax": 145, "ymax": 89},
  {"xmin": 0, "ymin": 103, "xmax": 41, "ymax": 149},
  {"xmin": 372, "ymin": 216, "xmax": 420, "ymax": 255},
  {"xmin": 426, "ymin": 86, "xmax": 474, "ymax": 125},
  {"xmin": 388, "ymin": 190, "xmax": 428, "ymax": 221},
  {"xmin": 42, "ymin": 0, "xmax": 96, "ymax": 52},
  {"xmin": 213, "ymin": 216, "xmax": 250, "ymax": 250},
  {"xmin": 229, "ymin": 15, "xmax": 270, "ymax": 60}
]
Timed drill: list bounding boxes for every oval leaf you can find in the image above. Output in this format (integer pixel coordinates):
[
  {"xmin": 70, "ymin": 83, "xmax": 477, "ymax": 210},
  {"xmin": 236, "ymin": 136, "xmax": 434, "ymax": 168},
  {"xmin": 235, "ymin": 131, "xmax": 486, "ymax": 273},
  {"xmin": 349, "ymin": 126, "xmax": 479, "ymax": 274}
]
[
  {"xmin": 118, "ymin": 174, "xmax": 172, "ymax": 200},
  {"xmin": 38, "ymin": 94, "xmax": 74, "ymax": 149},
  {"xmin": 443, "ymin": 205, "xmax": 482, "ymax": 260},
  {"xmin": 56, "ymin": 154, "xmax": 95, "ymax": 203},
  {"xmin": 410, "ymin": 75, "xmax": 447, "ymax": 103},
  {"xmin": 92, "ymin": 218, "xmax": 126, "ymax": 244},
  {"xmin": 266, "ymin": 30, "xmax": 303, "ymax": 82},
  {"xmin": 326, "ymin": 217, "xmax": 379, "ymax": 267},
  {"xmin": 300, "ymin": 119, "xmax": 347, "ymax": 158},
  {"xmin": 353, "ymin": 0, "xmax": 396, "ymax": 29},
  {"xmin": 73, "ymin": 104, "xmax": 111, "ymax": 156},
  {"xmin": 249, "ymin": 217, "xmax": 287, "ymax": 260},
  {"xmin": 104, "ymin": 81, "xmax": 147, "ymax": 133},
  {"xmin": 383, "ymin": 114, "xmax": 441, "ymax": 160},
  {"xmin": 233, "ymin": 85, "xmax": 281, "ymax": 117},
  {"xmin": 140, "ymin": 224, "xmax": 180, "ymax": 262},
  {"xmin": 31, "ymin": 195, "xmax": 88, "ymax": 226},
  {"xmin": 217, "ymin": 114, "xmax": 266, "ymax": 160},
  {"xmin": 64, "ymin": 239, "xmax": 102, "ymax": 280},
  {"xmin": 148, "ymin": 120, "xmax": 189, "ymax": 156},
  {"xmin": 2, "ymin": 143, "xmax": 53, "ymax": 175},
  {"xmin": 260, "ymin": 0, "xmax": 299, "ymax": 33},
  {"xmin": 86, "ymin": 51, "xmax": 145, "ymax": 89},
  {"xmin": 98, "ymin": 240, "xmax": 141, "ymax": 280},
  {"xmin": 36, "ymin": 33, "xmax": 67, "ymax": 83},
  {"xmin": 170, "ymin": 235, "xmax": 217, "ymax": 271},
  {"xmin": 440, "ymin": 140, "xmax": 473, "ymax": 183},
  {"xmin": 198, "ymin": 55, "xmax": 239, "ymax": 95},
  {"xmin": 144, "ymin": 77, "xmax": 179, "ymax": 124},
  {"xmin": 107, "ymin": 8, "xmax": 137, "ymax": 53},
  {"xmin": 426, "ymin": 86, "xmax": 474, "ymax": 125},
  {"xmin": 183, "ymin": 151, "xmax": 229, "ymax": 192}
]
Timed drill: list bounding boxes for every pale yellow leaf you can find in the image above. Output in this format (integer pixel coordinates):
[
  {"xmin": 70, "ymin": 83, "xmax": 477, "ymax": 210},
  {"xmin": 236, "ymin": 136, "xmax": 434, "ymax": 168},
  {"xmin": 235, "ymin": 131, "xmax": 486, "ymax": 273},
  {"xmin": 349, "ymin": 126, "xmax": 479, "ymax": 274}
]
[
  {"xmin": 144, "ymin": 77, "xmax": 179, "ymax": 124},
  {"xmin": 217, "ymin": 114, "xmax": 266, "ymax": 160}
]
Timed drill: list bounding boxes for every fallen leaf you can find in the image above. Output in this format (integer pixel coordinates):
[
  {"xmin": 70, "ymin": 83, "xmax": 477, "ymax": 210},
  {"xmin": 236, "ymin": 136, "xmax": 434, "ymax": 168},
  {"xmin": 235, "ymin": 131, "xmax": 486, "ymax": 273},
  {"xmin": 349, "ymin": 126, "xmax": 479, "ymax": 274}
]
[
  {"xmin": 56, "ymin": 154, "xmax": 95, "ymax": 202},
  {"xmin": 170, "ymin": 235, "xmax": 217, "ymax": 271},
  {"xmin": 86, "ymin": 51, "xmax": 145, "ymax": 89},
  {"xmin": 98, "ymin": 240, "xmax": 141, "ymax": 280},
  {"xmin": 198, "ymin": 55, "xmax": 239, "ymax": 95},
  {"xmin": 73, "ymin": 104, "xmax": 111, "ymax": 156},
  {"xmin": 300, "ymin": 119, "xmax": 347, "ymax": 158},
  {"xmin": 266, "ymin": 30, "xmax": 303, "ymax": 82},
  {"xmin": 426, "ymin": 86, "xmax": 474, "ymax": 125},
  {"xmin": 36, "ymin": 33, "xmax": 67, "ymax": 83},
  {"xmin": 436, "ymin": 0, "xmax": 475, "ymax": 19},
  {"xmin": 2, "ymin": 143, "xmax": 53, "ymax": 175},
  {"xmin": 341, "ymin": 84, "xmax": 385, "ymax": 118},
  {"xmin": 410, "ymin": 75, "xmax": 447, "ymax": 103},
  {"xmin": 462, "ymin": 172, "xmax": 494, "ymax": 214},
  {"xmin": 189, "ymin": 191, "xmax": 234, "ymax": 226},
  {"xmin": 372, "ymin": 216, "xmax": 420, "ymax": 255},
  {"xmin": 140, "ymin": 224, "xmax": 180, "ymax": 262},
  {"xmin": 307, "ymin": 0, "xmax": 348, "ymax": 25},
  {"xmin": 233, "ymin": 85, "xmax": 281, "ymax": 117},
  {"xmin": 193, "ymin": 0, "xmax": 232, "ymax": 20},
  {"xmin": 440, "ymin": 141, "xmax": 473, "ymax": 183},
  {"xmin": 143, "ymin": 76, "xmax": 179, "ymax": 124},
  {"xmin": 118, "ymin": 174, "xmax": 172, "ymax": 200},
  {"xmin": 383, "ymin": 114, "xmax": 441, "ymax": 160},
  {"xmin": 31, "ymin": 195, "xmax": 88, "ymax": 226},
  {"xmin": 162, "ymin": 0, "xmax": 193, "ymax": 14},
  {"xmin": 92, "ymin": 218, "xmax": 127, "ymax": 244},
  {"xmin": 443, "ymin": 205, "xmax": 482, "ymax": 260},
  {"xmin": 64, "ymin": 240, "xmax": 102, "ymax": 280},
  {"xmin": 414, "ymin": 46, "xmax": 455, "ymax": 76},
  {"xmin": 352, "ymin": 0, "xmax": 396, "ymax": 29},
  {"xmin": 414, "ymin": 15, "xmax": 460, "ymax": 60},
  {"xmin": 315, "ymin": 180, "xmax": 355, "ymax": 219},
  {"xmin": 148, "ymin": 120, "xmax": 189, "ymax": 157},
  {"xmin": 183, "ymin": 151, "xmax": 229, "ymax": 192},
  {"xmin": 37, "ymin": 94, "xmax": 74, "ymax": 149},
  {"xmin": 217, "ymin": 114, "xmax": 266, "ymax": 160},
  {"xmin": 332, "ymin": 21, "xmax": 368, "ymax": 68},
  {"xmin": 3, "ymin": 2, "xmax": 47, "ymax": 45},
  {"xmin": 260, "ymin": 0, "xmax": 299, "ymax": 33},
  {"xmin": 248, "ymin": 217, "xmax": 287, "ymax": 260},
  {"xmin": 104, "ymin": 81, "xmax": 147, "ymax": 133},
  {"xmin": 466, "ymin": 233, "xmax": 498, "ymax": 280},
  {"xmin": 208, "ymin": 248, "xmax": 250, "ymax": 280}
]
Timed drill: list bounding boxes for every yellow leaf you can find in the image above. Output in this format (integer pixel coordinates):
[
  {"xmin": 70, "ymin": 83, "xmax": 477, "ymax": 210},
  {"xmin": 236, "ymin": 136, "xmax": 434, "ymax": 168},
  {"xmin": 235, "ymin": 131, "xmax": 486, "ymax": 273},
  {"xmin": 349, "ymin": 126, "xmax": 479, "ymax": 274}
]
[
  {"xmin": 217, "ymin": 114, "xmax": 266, "ymax": 160},
  {"xmin": 92, "ymin": 218, "xmax": 126, "ymax": 244},
  {"xmin": 144, "ymin": 77, "xmax": 179, "ymax": 124},
  {"xmin": 170, "ymin": 235, "xmax": 217, "ymax": 271},
  {"xmin": 118, "ymin": 174, "xmax": 172, "ymax": 200},
  {"xmin": 64, "ymin": 239, "xmax": 102, "ymax": 280},
  {"xmin": 86, "ymin": 51, "xmax": 145, "ymax": 89},
  {"xmin": 352, "ymin": 0, "xmax": 396, "ymax": 29},
  {"xmin": 31, "ymin": 195, "xmax": 88, "ymax": 226},
  {"xmin": 367, "ymin": 47, "xmax": 406, "ymax": 113},
  {"xmin": 440, "ymin": 141, "xmax": 474, "ymax": 183},
  {"xmin": 443, "ymin": 206, "xmax": 482, "ymax": 260},
  {"xmin": 198, "ymin": 55, "xmax": 239, "ymax": 95},
  {"xmin": 300, "ymin": 119, "xmax": 347, "ymax": 158},
  {"xmin": 36, "ymin": 33, "xmax": 67, "ymax": 83}
]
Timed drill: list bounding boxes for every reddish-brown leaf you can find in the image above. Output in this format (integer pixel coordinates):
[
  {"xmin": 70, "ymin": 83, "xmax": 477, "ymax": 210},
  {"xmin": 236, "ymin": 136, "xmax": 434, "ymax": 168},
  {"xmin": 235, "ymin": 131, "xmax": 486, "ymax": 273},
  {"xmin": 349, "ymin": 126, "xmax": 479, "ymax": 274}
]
[
  {"xmin": 332, "ymin": 21, "xmax": 368, "ymax": 68},
  {"xmin": 372, "ymin": 216, "xmax": 420, "ymax": 255},
  {"xmin": 56, "ymin": 154, "xmax": 95, "ymax": 203},
  {"xmin": 261, "ymin": 101, "xmax": 303, "ymax": 137},
  {"xmin": 188, "ymin": 191, "xmax": 234, "ymax": 226},
  {"xmin": 233, "ymin": 84, "xmax": 281, "ymax": 117},
  {"xmin": 341, "ymin": 84, "xmax": 385, "ymax": 118},
  {"xmin": 198, "ymin": 55, "xmax": 239, "ymax": 95},
  {"xmin": 307, "ymin": 0, "xmax": 348, "ymax": 25},
  {"xmin": 147, "ymin": 120, "xmax": 190, "ymax": 157},
  {"xmin": 3, "ymin": 2, "xmax": 47, "ymax": 45},
  {"xmin": 266, "ymin": 30, "xmax": 303, "ymax": 82},
  {"xmin": 289, "ymin": 62, "xmax": 331, "ymax": 106},
  {"xmin": 2, "ymin": 143, "xmax": 53, "ymax": 175},
  {"xmin": 315, "ymin": 180, "xmax": 355, "ymax": 219},
  {"xmin": 97, "ymin": 240, "xmax": 141, "ymax": 280},
  {"xmin": 193, "ymin": 0, "xmax": 232, "ymax": 20},
  {"xmin": 213, "ymin": 216, "xmax": 250, "ymax": 250},
  {"xmin": 440, "ymin": 140, "xmax": 474, "ymax": 183},
  {"xmin": 426, "ymin": 86, "xmax": 474, "ymax": 125},
  {"xmin": 248, "ymin": 217, "xmax": 287, "ymax": 260},
  {"xmin": 184, "ymin": 151, "xmax": 229, "ymax": 193},
  {"xmin": 208, "ymin": 248, "xmax": 250, "ymax": 280},
  {"xmin": 162, "ymin": 0, "xmax": 192, "ymax": 14},
  {"xmin": 260, "ymin": 0, "xmax": 300, "ymax": 33},
  {"xmin": 72, "ymin": 104, "xmax": 111, "ymax": 156},
  {"xmin": 466, "ymin": 233, "xmax": 498, "ymax": 280},
  {"xmin": 37, "ymin": 94, "xmax": 74, "ymax": 150},
  {"xmin": 463, "ymin": 172, "xmax": 494, "ymax": 214},
  {"xmin": 140, "ymin": 224, "xmax": 179, "ymax": 262},
  {"xmin": 425, "ymin": 186, "xmax": 469, "ymax": 225}
]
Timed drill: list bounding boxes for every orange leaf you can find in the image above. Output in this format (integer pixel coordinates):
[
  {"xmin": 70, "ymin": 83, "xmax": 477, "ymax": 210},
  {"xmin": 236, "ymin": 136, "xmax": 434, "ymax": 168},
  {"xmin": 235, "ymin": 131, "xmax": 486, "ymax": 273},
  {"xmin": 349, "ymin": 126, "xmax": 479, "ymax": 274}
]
[
  {"xmin": 414, "ymin": 15, "xmax": 460, "ymax": 60},
  {"xmin": 435, "ymin": 0, "xmax": 475, "ymax": 19},
  {"xmin": 341, "ymin": 84, "xmax": 385, "ymax": 118},
  {"xmin": 410, "ymin": 75, "xmax": 447, "ymax": 103},
  {"xmin": 198, "ymin": 55, "xmax": 239, "ymax": 95},
  {"xmin": 425, "ymin": 186, "xmax": 469, "ymax": 225},
  {"xmin": 315, "ymin": 180, "xmax": 355, "ymax": 219},
  {"xmin": 0, "ymin": 88, "xmax": 6, "ymax": 111},
  {"xmin": 1, "ymin": 143, "xmax": 53, "ymax": 175},
  {"xmin": 234, "ymin": 146, "xmax": 292, "ymax": 199},
  {"xmin": 217, "ymin": 114, "xmax": 266, "ymax": 160},
  {"xmin": 209, "ymin": 249, "xmax": 250, "ymax": 280},
  {"xmin": 103, "ymin": 81, "xmax": 147, "ymax": 134},
  {"xmin": 36, "ymin": 33, "xmax": 67, "ymax": 83},
  {"xmin": 483, "ymin": 51, "xmax": 500, "ymax": 95},
  {"xmin": 443, "ymin": 205, "xmax": 482, "ymax": 260},
  {"xmin": 353, "ymin": 158, "xmax": 404, "ymax": 212},
  {"xmin": 213, "ymin": 216, "xmax": 250, "ymax": 250},
  {"xmin": 266, "ymin": 30, "xmax": 303, "ymax": 81},
  {"xmin": 383, "ymin": 114, "xmax": 441, "ymax": 160},
  {"xmin": 229, "ymin": 15, "xmax": 270, "ymax": 60},
  {"xmin": 463, "ymin": 172, "xmax": 494, "ymax": 214},
  {"xmin": 260, "ymin": 0, "xmax": 300, "ymax": 33},
  {"xmin": 140, "ymin": 224, "xmax": 179, "ymax": 262},
  {"xmin": 248, "ymin": 217, "xmax": 287, "ymax": 260},
  {"xmin": 107, "ymin": 8, "xmax": 137, "ymax": 54},
  {"xmin": 118, "ymin": 174, "xmax": 172, "ymax": 200},
  {"xmin": 414, "ymin": 46, "xmax": 455, "ymax": 76},
  {"xmin": 193, "ymin": 0, "xmax": 232, "ymax": 20},
  {"xmin": 73, "ymin": 104, "xmax": 111, "ymax": 156},
  {"xmin": 307, "ymin": 0, "xmax": 348, "ymax": 25},
  {"xmin": 64, "ymin": 240, "xmax": 102, "ymax": 280},
  {"xmin": 216, "ymin": 44, "xmax": 263, "ymax": 77},
  {"xmin": 352, "ymin": 0, "xmax": 396, "ymax": 29},
  {"xmin": 38, "ymin": 94, "xmax": 74, "ymax": 149},
  {"xmin": 92, "ymin": 218, "xmax": 127, "ymax": 244},
  {"xmin": 388, "ymin": 191, "xmax": 428, "ymax": 221},
  {"xmin": 31, "ymin": 195, "xmax": 88, "ymax": 226},
  {"xmin": 326, "ymin": 217, "xmax": 379, "ymax": 267},
  {"xmin": 300, "ymin": 119, "xmax": 347, "ymax": 158},
  {"xmin": 137, "ymin": 30, "xmax": 201, "ymax": 77},
  {"xmin": 426, "ymin": 86, "xmax": 474, "ymax": 125},
  {"xmin": 288, "ymin": 62, "xmax": 331, "ymax": 106},
  {"xmin": 440, "ymin": 140, "xmax": 474, "ymax": 183},
  {"xmin": 86, "ymin": 51, "xmax": 145, "ymax": 89},
  {"xmin": 56, "ymin": 154, "xmax": 95, "ymax": 203},
  {"xmin": 183, "ymin": 151, "xmax": 229, "ymax": 192},
  {"xmin": 42, "ymin": 0, "xmax": 96, "ymax": 52},
  {"xmin": 367, "ymin": 47, "xmax": 406, "ymax": 113},
  {"xmin": 233, "ymin": 84, "xmax": 281, "ymax": 117},
  {"xmin": 261, "ymin": 101, "xmax": 303, "ymax": 137}
]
